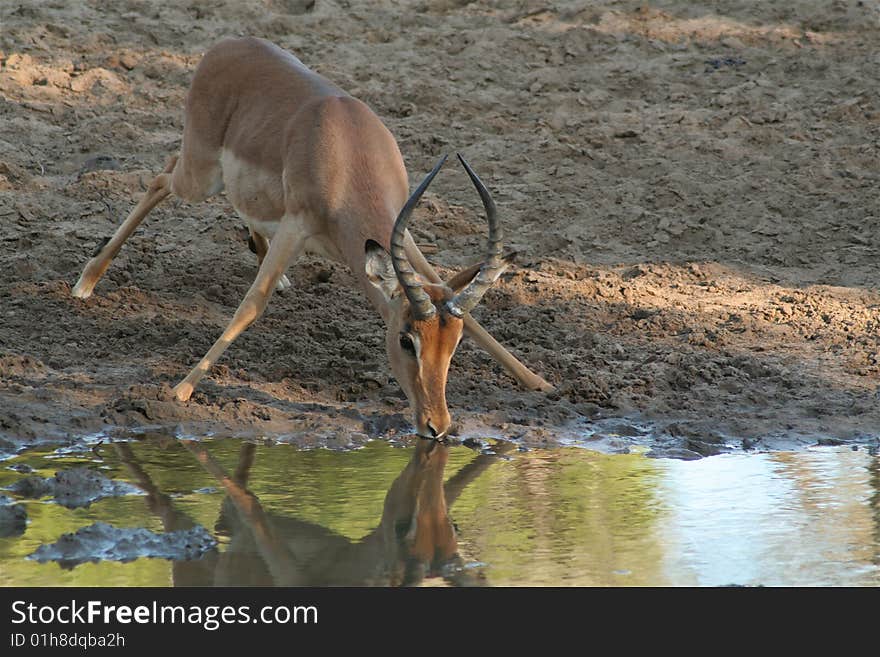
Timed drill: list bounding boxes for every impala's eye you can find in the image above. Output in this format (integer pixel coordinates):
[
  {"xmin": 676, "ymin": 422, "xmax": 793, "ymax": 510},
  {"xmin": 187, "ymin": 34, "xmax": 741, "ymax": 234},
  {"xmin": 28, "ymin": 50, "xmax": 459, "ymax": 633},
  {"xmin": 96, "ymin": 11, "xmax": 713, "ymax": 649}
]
[{"xmin": 399, "ymin": 333, "xmax": 416, "ymax": 355}]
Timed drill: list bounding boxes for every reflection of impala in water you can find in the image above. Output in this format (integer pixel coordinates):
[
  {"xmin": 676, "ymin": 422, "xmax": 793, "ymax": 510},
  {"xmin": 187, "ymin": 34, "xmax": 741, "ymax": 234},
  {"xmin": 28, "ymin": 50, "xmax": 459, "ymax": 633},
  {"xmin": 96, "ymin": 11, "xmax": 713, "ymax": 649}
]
[{"xmin": 116, "ymin": 438, "xmax": 508, "ymax": 586}]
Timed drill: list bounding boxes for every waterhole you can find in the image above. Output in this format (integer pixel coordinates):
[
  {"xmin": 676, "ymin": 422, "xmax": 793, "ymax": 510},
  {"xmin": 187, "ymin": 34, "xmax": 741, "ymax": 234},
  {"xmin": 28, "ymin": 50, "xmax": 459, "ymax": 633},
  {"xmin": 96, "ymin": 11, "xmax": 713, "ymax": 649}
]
[{"xmin": 1, "ymin": 437, "xmax": 877, "ymax": 586}]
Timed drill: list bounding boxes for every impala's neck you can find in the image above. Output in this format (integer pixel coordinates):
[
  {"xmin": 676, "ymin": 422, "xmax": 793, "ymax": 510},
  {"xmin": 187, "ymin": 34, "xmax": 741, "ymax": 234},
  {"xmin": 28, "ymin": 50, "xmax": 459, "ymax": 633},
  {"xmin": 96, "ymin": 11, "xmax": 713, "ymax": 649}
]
[{"xmin": 335, "ymin": 210, "xmax": 402, "ymax": 325}]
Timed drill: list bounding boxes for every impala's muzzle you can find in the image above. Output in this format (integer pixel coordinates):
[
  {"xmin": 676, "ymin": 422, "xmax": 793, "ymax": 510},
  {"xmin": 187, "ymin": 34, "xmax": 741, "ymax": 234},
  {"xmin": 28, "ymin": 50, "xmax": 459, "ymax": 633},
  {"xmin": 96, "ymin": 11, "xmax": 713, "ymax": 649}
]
[{"xmin": 417, "ymin": 412, "xmax": 452, "ymax": 440}]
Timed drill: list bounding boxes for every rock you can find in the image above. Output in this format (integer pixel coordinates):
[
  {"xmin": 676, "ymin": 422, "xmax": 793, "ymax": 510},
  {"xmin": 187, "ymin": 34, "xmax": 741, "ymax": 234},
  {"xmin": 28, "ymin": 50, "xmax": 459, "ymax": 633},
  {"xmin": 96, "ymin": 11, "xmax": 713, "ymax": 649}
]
[
  {"xmin": 119, "ymin": 53, "xmax": 138, "ymax": 70},
  {"xmin": 0, "ymin": 495, "xmax": 26, "ymax": 537},
  {"xmin": 79, "ymin": 155, "xmax": 121, "ymax": 175},
  {"xmin": 630, "ymin": 308, "xmax": 658, "ymax": 321},
  {"xmin": 645, "ymin": 447, "xmax": 704, "ymax": 460},
  {"xmin": 28, "ymin": 522, "xmax": 217, "ymax": 567},
  {"xmin": 462, "ymin": 437, "xmax": 484, "ymax": 449},
  {"xmin": 8, "ymin": 467, "xmax": 142, "ymax": 509}
]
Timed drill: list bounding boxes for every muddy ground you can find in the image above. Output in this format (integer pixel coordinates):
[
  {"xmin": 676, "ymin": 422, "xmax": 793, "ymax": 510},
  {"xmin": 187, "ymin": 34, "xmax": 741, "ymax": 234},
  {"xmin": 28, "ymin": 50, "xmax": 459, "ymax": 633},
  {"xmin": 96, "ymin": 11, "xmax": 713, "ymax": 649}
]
[{"xmin": 1, "ymin": 0, "xmax": 880, "ymax": 458}]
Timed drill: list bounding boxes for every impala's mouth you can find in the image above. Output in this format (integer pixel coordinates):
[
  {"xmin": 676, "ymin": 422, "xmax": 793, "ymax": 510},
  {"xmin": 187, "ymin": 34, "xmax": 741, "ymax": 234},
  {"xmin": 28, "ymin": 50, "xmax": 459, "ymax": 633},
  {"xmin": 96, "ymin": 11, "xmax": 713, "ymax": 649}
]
[
  {"xmin": 415, "ymin": 421, "xmax": 446, "ymax": 441},
  {"xmin": 414, "ymin": 417, "xmax": 455, "ymax": 442}
]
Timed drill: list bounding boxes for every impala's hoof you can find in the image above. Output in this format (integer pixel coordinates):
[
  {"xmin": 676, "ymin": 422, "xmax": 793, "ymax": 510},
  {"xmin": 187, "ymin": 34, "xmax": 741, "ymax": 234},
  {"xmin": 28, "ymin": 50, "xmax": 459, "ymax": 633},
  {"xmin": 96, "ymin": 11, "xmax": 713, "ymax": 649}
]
[
  {"xmin": 525, "ymin": 377, "xmax": 555, "ymax": 393},
  {"xmin": 275, "ymin": 274, "xmax": 292, "ymax": 292},
  {"xmin": 71, "ymin": 280, "xmax": 94, "ymax": 299},
  {"xmin": 173, "ymin": 382, "xmax": 194, "ymax": 402}
]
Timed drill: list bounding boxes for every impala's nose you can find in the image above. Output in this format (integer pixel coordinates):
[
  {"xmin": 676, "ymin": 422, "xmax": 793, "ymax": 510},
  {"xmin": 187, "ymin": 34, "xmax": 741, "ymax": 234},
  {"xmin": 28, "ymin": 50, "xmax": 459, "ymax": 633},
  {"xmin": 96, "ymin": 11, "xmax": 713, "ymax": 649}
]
[{"xmin": 420, "ymin": 414, "xmax": 451, "ymax": 440}]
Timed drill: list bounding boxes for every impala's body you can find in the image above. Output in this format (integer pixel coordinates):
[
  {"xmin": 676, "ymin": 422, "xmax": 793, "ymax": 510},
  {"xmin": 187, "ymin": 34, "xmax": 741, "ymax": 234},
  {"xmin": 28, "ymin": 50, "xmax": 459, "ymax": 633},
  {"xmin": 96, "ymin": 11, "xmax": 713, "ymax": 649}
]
[
  {"xmin": 72, "ymin": 37, "xmax": 551, "ymax": 438},
  {"xmin": 174, "ymin": 38, "xmax": 406, "ymax": 293}
]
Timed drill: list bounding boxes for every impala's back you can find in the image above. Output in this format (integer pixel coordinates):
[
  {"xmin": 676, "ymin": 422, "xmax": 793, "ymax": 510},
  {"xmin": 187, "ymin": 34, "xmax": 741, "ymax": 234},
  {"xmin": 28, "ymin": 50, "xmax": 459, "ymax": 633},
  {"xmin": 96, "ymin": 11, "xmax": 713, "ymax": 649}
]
[{"xmin": 174, "ymin": 37, "xmax": 409, "ymax": 270}]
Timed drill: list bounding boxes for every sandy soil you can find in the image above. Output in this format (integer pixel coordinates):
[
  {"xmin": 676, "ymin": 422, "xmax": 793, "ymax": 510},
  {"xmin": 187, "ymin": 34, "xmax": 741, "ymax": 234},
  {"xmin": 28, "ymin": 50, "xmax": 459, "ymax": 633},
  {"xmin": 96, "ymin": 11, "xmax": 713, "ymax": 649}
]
[{"xmin": 2, "ymin": 0, "xmax": 880, "ymax": 458}]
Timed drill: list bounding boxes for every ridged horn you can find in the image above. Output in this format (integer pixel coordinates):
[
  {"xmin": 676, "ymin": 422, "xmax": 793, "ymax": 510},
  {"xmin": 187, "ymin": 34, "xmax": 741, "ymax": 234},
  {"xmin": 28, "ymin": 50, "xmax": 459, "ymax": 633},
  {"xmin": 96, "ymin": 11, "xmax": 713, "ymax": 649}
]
[
  {"xmin": 446, "ymin": 153, "xmax": 504, "ymax": 317},
  {"xmin": 390, "ymin": 155, "xmax": 448, "ymax": 320}
]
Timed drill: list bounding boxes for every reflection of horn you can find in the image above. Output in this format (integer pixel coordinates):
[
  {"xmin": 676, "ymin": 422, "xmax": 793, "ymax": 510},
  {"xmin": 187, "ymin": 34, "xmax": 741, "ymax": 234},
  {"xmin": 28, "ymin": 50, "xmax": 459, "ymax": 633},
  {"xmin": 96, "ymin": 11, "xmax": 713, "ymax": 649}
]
[
  {"xmin": 446, "ymin": 153, "xmax": 504, "ymax": 317},
  {"xmin": 232, "ymin": 442, "xmax": 256, "ymax": 486},
  {"xmin": 444, "ymin": 440, "xmax": 516, "ymax": 507},
  {"xmin": 390, "ymin": 155, "xmax": 447, "ymax": 320}
]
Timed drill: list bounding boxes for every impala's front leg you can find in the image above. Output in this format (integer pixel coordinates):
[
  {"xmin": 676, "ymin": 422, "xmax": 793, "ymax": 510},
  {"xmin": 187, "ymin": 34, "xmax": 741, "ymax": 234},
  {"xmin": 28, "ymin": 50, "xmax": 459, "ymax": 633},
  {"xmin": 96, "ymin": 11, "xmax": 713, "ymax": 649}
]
[{"xmin": 173, "ymin": 221, "xmax": 307, "ymax": 401}]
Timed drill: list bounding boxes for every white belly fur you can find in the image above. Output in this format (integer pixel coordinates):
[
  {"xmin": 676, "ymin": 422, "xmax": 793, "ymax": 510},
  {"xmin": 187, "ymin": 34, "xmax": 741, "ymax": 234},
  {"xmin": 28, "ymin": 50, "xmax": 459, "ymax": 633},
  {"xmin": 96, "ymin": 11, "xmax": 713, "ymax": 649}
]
[
  {"xmin": 235, "ymin": 216, "xmax": 342, "ymax": 263},
  {"xmin": 245, "ymin": 217, "xmax": 282, "ymax": 238},
  {"xmin": 220, "ymin": 150, "xmax": 344, "ymax": 264},
  {"xmin": 220, "ymin": 148, "xmax": 285, "ymax": 226}
]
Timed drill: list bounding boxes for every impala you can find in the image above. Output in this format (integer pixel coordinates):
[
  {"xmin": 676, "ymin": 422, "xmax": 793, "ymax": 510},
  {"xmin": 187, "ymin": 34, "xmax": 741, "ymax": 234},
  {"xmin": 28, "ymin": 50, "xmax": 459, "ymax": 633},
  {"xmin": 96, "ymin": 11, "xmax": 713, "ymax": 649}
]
[{"xmin": 72, "ymin": 37, "xmax": 552, "ymax": 439}]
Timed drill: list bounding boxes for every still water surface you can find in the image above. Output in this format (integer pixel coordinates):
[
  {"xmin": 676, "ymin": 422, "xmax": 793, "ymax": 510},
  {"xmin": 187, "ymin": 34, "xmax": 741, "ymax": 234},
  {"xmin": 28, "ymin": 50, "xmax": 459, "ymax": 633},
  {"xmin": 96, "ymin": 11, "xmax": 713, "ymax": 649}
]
[{"xmin": 1, "ymin": 437, "xmax": 877, "ymax": 586}]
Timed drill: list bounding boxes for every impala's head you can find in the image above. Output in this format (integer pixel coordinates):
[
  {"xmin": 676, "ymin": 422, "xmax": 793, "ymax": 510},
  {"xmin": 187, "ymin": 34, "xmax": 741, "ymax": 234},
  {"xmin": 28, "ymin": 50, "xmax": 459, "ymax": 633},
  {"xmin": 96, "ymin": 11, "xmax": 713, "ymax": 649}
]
[{"xmin": 365, "ymin": 154, "xmax": 509, "ymax": 439}]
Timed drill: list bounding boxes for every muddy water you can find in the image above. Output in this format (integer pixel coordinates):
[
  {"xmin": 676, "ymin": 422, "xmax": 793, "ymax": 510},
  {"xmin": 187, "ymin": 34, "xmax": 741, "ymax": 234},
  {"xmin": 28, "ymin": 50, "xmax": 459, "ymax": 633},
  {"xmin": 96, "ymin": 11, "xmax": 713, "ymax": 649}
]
[{"xmin": 0, "ymin": 437, "xmax": 877, "ymax": 587}]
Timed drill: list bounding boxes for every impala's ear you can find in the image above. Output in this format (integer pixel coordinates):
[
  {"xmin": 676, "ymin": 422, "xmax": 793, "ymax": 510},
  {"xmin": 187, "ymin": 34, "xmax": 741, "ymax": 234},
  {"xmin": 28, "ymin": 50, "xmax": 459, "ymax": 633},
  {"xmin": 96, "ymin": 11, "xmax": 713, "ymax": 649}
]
[
  {"xmin": 446, "ymin": 251, "xmax": 517, "ymax": 294},
  {"xmin": 365, "ymin": 240, "xmax": 399, "ymax": 301}
]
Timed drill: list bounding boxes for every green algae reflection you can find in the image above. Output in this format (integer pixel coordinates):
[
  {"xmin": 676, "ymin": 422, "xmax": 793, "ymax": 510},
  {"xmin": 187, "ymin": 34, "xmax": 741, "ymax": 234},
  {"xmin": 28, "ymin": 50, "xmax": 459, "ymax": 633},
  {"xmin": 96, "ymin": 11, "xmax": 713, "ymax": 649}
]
[{"xmin": 0, "ymin": 437, "xmax": 664, "ymax": 586}]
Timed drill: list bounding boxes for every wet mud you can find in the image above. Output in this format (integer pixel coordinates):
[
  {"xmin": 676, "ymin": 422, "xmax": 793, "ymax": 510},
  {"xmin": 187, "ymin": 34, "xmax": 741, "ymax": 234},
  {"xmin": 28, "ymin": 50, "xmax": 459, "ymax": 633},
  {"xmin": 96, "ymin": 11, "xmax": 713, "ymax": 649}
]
[{"xmin": 2, "ymin": 1, "xmax": 880, "ymax": 456}]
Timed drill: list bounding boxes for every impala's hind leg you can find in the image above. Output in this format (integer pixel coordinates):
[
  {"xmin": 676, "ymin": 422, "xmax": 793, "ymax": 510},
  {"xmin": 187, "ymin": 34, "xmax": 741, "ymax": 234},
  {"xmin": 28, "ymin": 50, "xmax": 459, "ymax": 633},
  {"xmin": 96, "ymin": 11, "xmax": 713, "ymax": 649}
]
[
  {"xmin": 72, "ymin": 157, "xmax": 177, "ymax": 299},
  {"xmin": 248, "ymin": 229, "xmax": 291, "ymax": 291},
  {"xmin": 173, "ymin": 220, "xmax": 308, "ymax": 402}
]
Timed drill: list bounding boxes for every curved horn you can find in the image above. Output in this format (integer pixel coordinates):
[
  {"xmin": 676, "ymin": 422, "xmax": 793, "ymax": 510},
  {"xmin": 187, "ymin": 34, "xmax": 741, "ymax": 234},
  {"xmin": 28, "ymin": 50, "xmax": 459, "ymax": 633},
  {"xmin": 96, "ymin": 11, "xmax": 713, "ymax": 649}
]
[
  {"xmin": 390, "ymin": 155, "xmax": 448, "ymax": 320},
  {"xmin": 446, "ymin": 153, "xmax": 504, "ymax": 317}
]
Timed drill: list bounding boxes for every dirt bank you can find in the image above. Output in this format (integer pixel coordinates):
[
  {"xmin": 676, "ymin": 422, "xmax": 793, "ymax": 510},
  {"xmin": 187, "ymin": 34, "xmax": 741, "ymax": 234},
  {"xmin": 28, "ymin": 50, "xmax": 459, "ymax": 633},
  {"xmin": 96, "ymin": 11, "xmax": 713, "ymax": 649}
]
[{"xmin": 2, "ymin": 1, "xmax": 880, "ymax": 457}]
